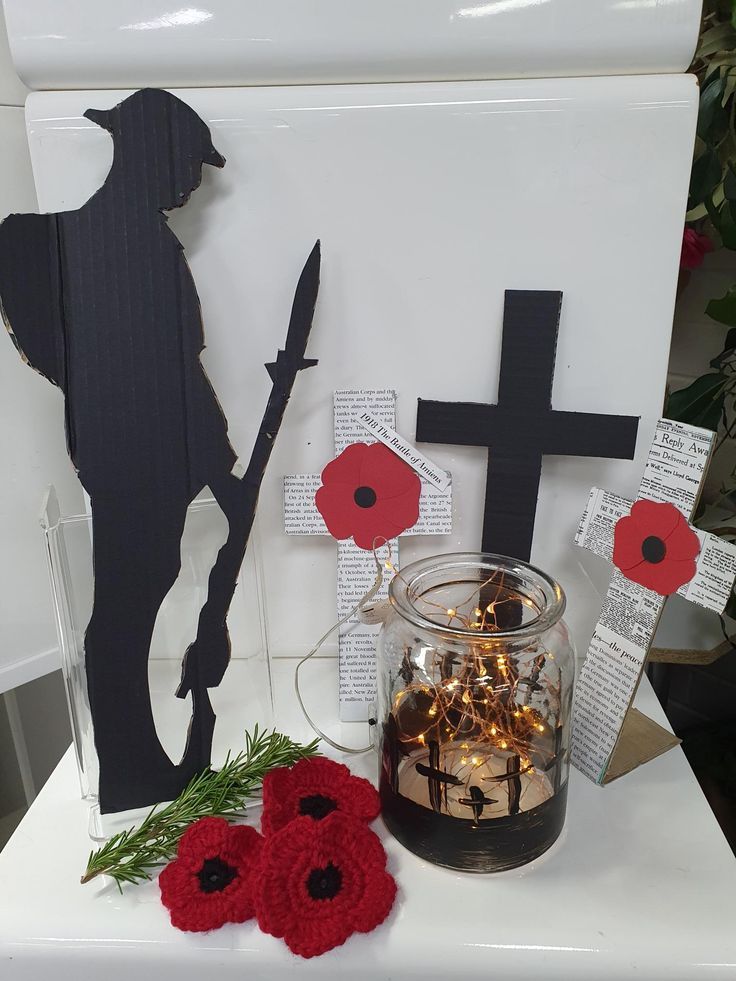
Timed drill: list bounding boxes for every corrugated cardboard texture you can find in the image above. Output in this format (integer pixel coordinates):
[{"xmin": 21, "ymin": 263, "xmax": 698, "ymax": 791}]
[
  {"xmin": 0, "ymin": 88, "xmax": 320, "ymax": 812},
  {"xmin": 603, "ymin": 708, "xmax": 681, "ymax": 783},
  {"xmin": 416, "ymin": 290, "xmax": 639, "ymax": 561}
]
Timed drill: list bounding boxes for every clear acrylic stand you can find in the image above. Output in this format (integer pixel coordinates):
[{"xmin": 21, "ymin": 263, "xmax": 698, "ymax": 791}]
[{"xmin": 40, "ymin": 486, "xmax": 273, "ymax": 837}]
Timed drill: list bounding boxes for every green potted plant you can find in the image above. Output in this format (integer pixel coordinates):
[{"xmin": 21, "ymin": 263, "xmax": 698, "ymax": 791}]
[{"xmin": 668, "ymin": 0, "xmax": 736, "ymax": 620}]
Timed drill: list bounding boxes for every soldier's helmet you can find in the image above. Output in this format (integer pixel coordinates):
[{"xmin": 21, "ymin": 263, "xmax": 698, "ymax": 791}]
[{"xmin": 84, "ymin": 88, "xmax": 225, "ymax": 211}]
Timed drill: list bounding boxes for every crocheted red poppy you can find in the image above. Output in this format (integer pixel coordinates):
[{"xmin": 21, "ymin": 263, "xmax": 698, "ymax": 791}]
[
  {"xmin": 261, "ymin": 756, "xmax": 380, "ymax": 836},
  {"xmin": 159, "ymin": 817, "xmax": 263, "ymax": 932},
  {"xmin": 612, "ymin": 499, "xmax": 700, "ymax": 595},
  {"xmin": 315, "ymin": 441, "xmax": 421, "ymax": 550},
  {"xmin": 255, "ymin": 812, "xmax": 396, "ymax": 958}
]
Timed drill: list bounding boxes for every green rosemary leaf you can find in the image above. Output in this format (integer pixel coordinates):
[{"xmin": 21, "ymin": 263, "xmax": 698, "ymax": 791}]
[{"xmin": 81, "ymin": 727, "xmax": 319, "ymax": 888}]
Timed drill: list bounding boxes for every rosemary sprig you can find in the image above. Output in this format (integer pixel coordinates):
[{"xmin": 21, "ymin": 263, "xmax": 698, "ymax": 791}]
[{"xmin": 81, "ymin": 726, "xmax": 320, "ymax": 889}]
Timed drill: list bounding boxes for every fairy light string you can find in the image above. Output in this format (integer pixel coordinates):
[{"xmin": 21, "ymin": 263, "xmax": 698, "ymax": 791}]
[
  {"xmin": 294, "ymin": 537, "xmax": 394, "ymax": 754},
  {"xmin": 386, "ymin": 560, "xmax": 564, "ymax": 813},
  {"xmin": 295, "ymin": 542, "xmax": 564, "ymax": 813}
]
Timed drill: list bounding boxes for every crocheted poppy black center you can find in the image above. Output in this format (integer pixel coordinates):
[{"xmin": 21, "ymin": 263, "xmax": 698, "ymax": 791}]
[
  {"xmin": 307, "ymin": 862, "xmax": 342, "ymax": 900},
  {"xmin": 354, "ymin": 485, "xmax": 377, "ymax": 508},
  {"xmin": 198, "ymin": 856, "xmax": 238, "ymax": 894},
  {"xmin": 641, "ymin": 535, "xmax": 666, "ymax": 564},
  {"xmin": 299, "ymin": 793, "xmax": 338, "ymax": 820}
]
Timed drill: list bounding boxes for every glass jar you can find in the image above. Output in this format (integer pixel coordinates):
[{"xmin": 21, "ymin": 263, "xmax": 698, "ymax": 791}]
[{"xmin": 376, "ymin": 553, "xmax": 574, "ymax": 872}]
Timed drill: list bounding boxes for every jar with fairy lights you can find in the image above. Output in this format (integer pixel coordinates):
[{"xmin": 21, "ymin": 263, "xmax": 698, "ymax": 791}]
[{"xmin": 376, "ymin": 552, "xmax": 574, "ymax": 873}]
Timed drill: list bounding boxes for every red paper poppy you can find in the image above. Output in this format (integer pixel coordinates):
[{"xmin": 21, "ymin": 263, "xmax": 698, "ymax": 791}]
[
  {"xmin": 255, "ymin": 812, "xmax": 397, "ymax": 958},
  {"xmin": 158, "ymin": 817, "xmax": 263, "ymax": 932},
  {"xmin": 261, "ymin": 756, "xmax": 381, "ymax": 836},
  {"xmin": 315, "ymin": 441, "xmax": 421, "ymax": 550},
  {"xmin": 612, "ymin": 499, "xmax": 700, "ymax": 595}
]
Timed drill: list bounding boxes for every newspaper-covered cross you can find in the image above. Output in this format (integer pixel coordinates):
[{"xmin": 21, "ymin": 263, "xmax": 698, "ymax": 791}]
[
  {"xmin": 571, "ymin": 417, "xmax": 736, "ymax": 784},
  {"xmin": 284, "ymin": 389, "xmax": 452, "ymax": 722}
]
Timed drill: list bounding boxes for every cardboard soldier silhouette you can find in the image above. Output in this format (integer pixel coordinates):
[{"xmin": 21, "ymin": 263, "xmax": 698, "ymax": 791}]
[{"xmin": 0, "ymin": 89, "xmax": 320, "ymax": 812}]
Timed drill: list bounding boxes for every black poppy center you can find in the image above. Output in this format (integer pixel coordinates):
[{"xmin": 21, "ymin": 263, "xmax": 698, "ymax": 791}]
[
  {"xmin": 354, "ymin": 485, "xmax": 377, "ymax": 508},
  {"xmin": 197, "ymin": 856, "xmax": 238, "ymax": 894},
  {"xmin": 641, "ymin": 535, "xmax": 666, "ymax": 564},
  {"xmin": 307, "ymin": 862, "xmax": 343, "ymax": 901},
  {"xmin": 299, "ymin": 793, "xmax": 338, "ymax": 820}
]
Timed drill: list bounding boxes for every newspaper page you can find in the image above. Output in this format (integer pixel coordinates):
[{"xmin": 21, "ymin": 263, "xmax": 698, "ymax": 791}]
[
  {"xmin": 283, "ymin": 389, "xmax": 452, "ymax": 721},
  {"xmin": 572, "ymin": 419, "xmax": 716, "ymax": 783},
  {"xmin": 336, "ymin": 539, "xmax": 390, "ymax": 721},
  {"xmin": 636, "ymin": 418, "xmax": 713, "ymax": 512},
  {"xmin": 677, "ymin": 529, "xmax": 736, "ymax": 613},
  {"xmin": 574, "ymin": 486, "xmax": 629, "ymax": 561},
  {"xmin": 356, "ymin": 410, "xmax": 452, "ymax": 492}
]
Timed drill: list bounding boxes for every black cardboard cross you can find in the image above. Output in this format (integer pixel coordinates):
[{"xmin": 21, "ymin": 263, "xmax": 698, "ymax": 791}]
[{"xmin": 416, "ymin": 290, "xmax": 639, "ymax": 560}]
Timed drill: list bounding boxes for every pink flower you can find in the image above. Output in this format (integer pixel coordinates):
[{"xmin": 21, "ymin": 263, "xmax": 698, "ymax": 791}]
[{"xmin": 680, "ymin": 227, "xmax": 714, "ymax": 270}]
